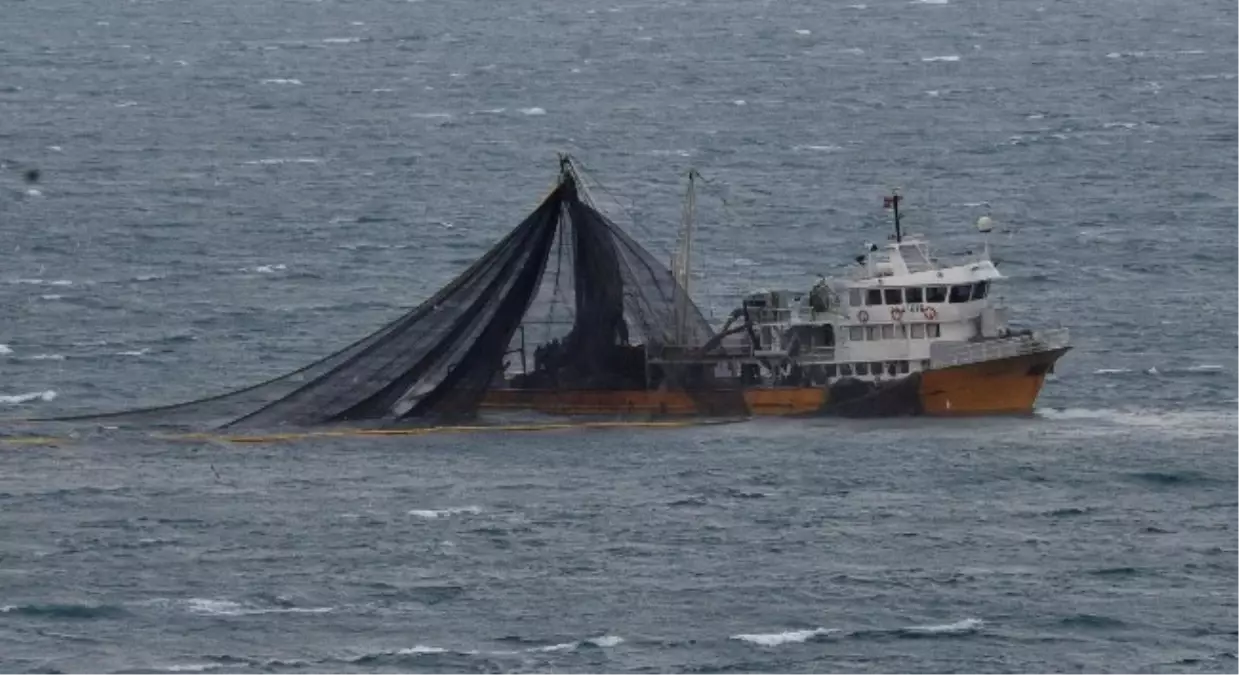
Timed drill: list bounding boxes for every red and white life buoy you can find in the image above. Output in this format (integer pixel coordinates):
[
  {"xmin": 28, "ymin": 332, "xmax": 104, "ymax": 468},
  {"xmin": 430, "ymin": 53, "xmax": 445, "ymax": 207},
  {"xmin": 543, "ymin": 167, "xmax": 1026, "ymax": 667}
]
[
  {"xmin": 923, "ymin": 306, "xmax": 938, "ymax": 321},
  {"xmin": 890, "ymin": 307, "xmax": 905, "ymax": 322},
  {"xmin": 857, "ymin": 310, "xmax": 869, "ymax": 324}
]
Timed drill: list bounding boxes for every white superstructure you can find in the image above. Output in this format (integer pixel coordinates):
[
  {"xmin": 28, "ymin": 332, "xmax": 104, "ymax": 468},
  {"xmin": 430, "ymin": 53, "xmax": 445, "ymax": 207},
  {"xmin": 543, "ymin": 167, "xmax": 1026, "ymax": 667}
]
[{"xmin": 709, "ymin": 200, "xmax": 1068, "ymax": 386}]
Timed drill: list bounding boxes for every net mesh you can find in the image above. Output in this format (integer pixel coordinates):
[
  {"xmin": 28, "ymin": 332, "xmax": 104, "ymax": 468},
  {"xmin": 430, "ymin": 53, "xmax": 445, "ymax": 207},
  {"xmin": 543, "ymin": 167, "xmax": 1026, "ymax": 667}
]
[{"xmin": 46, "ymin": 158, "xmax": 748, "ymax": 430}]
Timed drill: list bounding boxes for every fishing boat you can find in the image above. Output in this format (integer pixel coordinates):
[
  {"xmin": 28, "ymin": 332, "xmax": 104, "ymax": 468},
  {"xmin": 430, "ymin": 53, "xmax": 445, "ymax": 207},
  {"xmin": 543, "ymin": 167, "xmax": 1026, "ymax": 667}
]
[
  {"xmin": 484, "ymin": 173, "xmax": 1070, "ymax": 418},
  {"xmin": 52, "ymin": 157, "xmax": 1068, "ymax": 431}
]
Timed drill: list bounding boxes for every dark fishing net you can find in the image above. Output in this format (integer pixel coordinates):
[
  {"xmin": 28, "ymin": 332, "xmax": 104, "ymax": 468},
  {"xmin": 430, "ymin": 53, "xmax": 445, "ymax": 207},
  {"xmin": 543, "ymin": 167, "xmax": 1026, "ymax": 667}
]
[{"xmin": 40, "ymin": 157, "xmax": 748, "ymax": 430}]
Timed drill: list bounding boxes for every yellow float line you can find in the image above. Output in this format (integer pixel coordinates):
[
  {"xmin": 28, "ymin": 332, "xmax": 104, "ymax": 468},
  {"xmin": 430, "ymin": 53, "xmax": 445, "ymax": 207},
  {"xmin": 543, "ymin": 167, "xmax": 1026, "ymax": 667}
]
[{"xmin": 1, "ymin": 418, "xmax": 732, "ymax": 447}]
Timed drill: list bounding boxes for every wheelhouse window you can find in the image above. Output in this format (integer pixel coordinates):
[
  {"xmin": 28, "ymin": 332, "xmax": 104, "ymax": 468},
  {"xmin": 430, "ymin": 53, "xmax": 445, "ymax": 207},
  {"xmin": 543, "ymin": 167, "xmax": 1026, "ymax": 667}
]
[
  {"xmin": 899, "ymin": 360, "xmax": 910, "ymax": 374},
  {"xmin": 926, "ymin": 286, "xmax": 947, "ymax": 303},
  {"xmin": 927, "ymin": 323, "xmax": 941, "ymax": 338},
  {"xmin": 897, "ymin": 324, "xmax": 908, "ymax": 339},
  {"xmin": 881, "ymin": 324, "xmax": 895, "ymax": 339},
  {"xmin": 949, "ymin": 284, "xmax": 972, "ymax": 303},
  {"xmin": 824, "ymin": 364, "xmax": 837, "ymax": 378},
  {"xmin": 884, "ymin": 288, "xmax": 902, "ymax": 305},
  {"xmin": 855, "ymin": 362, "xmax": 868, "ymax": 376},
  {"xmin": 885, "ymin": 362, "xmax": 898, "ymax": 376},
  {"xmin": 849, "ymin": 326, "xmax": 864, "ymax": 341},
  {"xmin": 849, "ymin": 288, "xmax": 862, "ymax": 306},
  {"xmin": 840, "ymin": 363, "xmax": 853, "ymax": 377},
  {"xmin": 973, "ymin": 280, "xmax": 989, "ymax": 300},
  {"xmin": 870, "ymin": 362, "xmax": 883, "ymax": 375},
  {"xmin": 865, "ymin": 289, "xmax": 883, "ymax": 306},
  {"xmin": 910, "ymin": 324, "xmax": 925, "ymax": 339},
  {"xmin": 905, "ymin": 287, "xmax": 923, "ymax": 304},
  {"xmin": 865, "ymin": 326, "xmax": 879, "ymax": 341}
]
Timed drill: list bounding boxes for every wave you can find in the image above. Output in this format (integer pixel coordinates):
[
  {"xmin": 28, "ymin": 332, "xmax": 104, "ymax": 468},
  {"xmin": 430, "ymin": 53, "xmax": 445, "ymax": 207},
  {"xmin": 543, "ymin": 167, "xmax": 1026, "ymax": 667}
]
[
  {"xmin": 0, "ymin": 602, "xmax": 127, "ymax": 620},
  {"xmin": 897, "ymin": 618, "xmax": 984, "ymax": 636},
  {"xmin": 731, "ymin": 628, "xmax": 837, "ymax": 646},
  {"xmin": 408, "ymin": 505, "xmax": 482, "ymax": 519},
  {"xmin": 184, "ymin": 598, "xmax": 333, "ymax": 616},
  {"xmin": 1035, "ymin": 407, "xmax": 1236, "ymax": 437},
  {"xmin": 0, "ymin": 390, "xmax": 57, "ymax": 404},
  {"xmin": 346, "ymin": 634, "xmax": 624, "ymax": 665},
  {"xmin": 733, "ymin": 619, "xmax": 982, "ymax": 647},
  {"xmin": 0, "ymin": 344, "xmax": 10, "ymax": 354}
]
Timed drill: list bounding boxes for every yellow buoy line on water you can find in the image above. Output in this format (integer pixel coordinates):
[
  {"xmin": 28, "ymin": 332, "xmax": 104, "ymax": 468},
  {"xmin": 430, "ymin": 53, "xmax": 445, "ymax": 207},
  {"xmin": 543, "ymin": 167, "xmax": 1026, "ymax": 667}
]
[{"xmin": 0, "ymin": 418, "xmax": 741, "ymax": 447}]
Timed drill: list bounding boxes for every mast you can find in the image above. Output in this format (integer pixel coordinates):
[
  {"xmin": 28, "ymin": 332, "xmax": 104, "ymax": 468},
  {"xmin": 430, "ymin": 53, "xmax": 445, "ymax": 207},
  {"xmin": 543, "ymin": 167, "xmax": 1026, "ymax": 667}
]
[
  {"xmin": 884, "ymin": 189, "xmax": 902, "ymax": 243},
  {"xmin": 673, "ymin": 169, "xmax": 698, "ymax": 345}
]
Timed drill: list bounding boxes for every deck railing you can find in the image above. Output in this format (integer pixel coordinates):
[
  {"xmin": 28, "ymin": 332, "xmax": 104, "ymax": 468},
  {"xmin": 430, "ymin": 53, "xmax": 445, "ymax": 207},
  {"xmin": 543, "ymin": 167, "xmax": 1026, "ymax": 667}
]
[{"xmin": 929, "ymin": 328, "xmax": 1070, "ymax": 369}]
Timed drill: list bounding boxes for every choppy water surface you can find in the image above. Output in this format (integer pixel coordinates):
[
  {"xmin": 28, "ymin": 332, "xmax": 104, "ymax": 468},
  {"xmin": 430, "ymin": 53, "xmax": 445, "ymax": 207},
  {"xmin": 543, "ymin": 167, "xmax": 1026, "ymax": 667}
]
[{"xmin": 0, "ymin": 0, "xmax": 1235, "ymax": 671}]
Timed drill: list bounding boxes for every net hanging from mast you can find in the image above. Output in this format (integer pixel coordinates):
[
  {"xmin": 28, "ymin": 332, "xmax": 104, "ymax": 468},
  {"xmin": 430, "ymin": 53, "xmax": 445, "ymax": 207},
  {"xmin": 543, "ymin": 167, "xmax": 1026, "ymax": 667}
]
[{"xmin": 42, "ymin": 157, "xmax": 747, "ymax": 430}]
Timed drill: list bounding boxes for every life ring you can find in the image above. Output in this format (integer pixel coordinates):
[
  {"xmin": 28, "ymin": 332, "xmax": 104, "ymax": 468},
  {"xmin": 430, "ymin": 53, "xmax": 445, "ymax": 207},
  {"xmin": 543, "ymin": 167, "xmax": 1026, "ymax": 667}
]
[
  {"xmin": 857, "ymin": 310, "xmax": 869, "ymax": 324},
  {"xmin": 923, "ymin": 306, "xmax": 938, "ymax": 321},
  {"xmin": 890, "ymin": 307, "xmax": 904, "ymax": 322}
]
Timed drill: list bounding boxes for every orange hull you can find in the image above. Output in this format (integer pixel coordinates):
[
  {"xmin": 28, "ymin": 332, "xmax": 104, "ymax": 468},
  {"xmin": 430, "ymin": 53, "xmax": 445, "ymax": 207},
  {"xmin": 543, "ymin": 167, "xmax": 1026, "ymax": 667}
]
[
  {"xmin": 483, "ymin": 348, "xmax": 1067, "ymax": 418},
  {"xmin": 919, "ymin": 347, "xmax": 1067, "ymax": 415}
]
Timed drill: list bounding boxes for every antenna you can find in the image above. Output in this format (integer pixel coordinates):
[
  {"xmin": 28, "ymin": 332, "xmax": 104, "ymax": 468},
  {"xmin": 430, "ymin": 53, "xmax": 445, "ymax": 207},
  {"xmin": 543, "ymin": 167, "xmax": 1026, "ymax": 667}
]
[{"xmin": 883, "ymin": 189, "xmax": 902, "ymax": 243}]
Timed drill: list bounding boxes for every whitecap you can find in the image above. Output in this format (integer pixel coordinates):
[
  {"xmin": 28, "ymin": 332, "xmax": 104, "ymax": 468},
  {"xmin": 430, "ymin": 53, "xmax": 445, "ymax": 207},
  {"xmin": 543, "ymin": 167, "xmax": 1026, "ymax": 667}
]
[
  {"xmin": 794, "ymin": 29, "xmax": 811, "ymax": 35},
  {"xmin": 839, "ymin": 47, "xmax": 865, "ymax": 54},
  {"xmin": 921, "ymin": 55, "xmax": 960, "ymax": 62},
  {"xmin": 903, "ymin": 618, "xmax": 983, "ymax": 634},
  {"xmin": 1185, "ymin": 364, "xmax": 1223, "ymax": 373},
  {"xmin": 10, "ymin": 278, "xmax": 72, "ymax": 287},
  {"xmin": 411, "ymin": 112, "xmax": 453, "ymax": 119},
  {"xmin": 519, "ymin": 107, "xmax": 547, "ymax": 116},
  {"xmin": 242, "ymin": 158, "xmax": 323, "ymax": 165},
  {"xmin": 529, "ymin": 635, "xmax": 623, "ymax": 652},
  {"xmin": 847, "ymin": 3, "xmax": 867, "ymax": 7},
  {"xmin": 133, "ymin": 274, "xmax": 165, "ymax": 282},
  {"xmin": 185, "ymin": 598, "xmax": 332, "ymax": 616},
  {"xmin": 925, "ymin": 90, "xmax": 940, "ymax": 96},
  {"xmin": 261, "ymin": 78, "xmax": 303, "ymax": 85},
  {"xmin": 160, "ymin": 665, "xmax": 217, "ymax": 673},
  {"xmin": 793, "ymin": 144, "xmax": 842, "ymax": 152},
  {"xmin": 372, "ymin": 88, "xmax": 395, "ymax": 93},
  {"xmin": 473, "ymin": 107, "xmax": 506, "ymax": 114},
  {"xmin": 1093, "ymin": 368, "xmax": 1132, "ymax": 375},
  {"xmin": 731, "ymin": 627, "xmax": 836, "ymax": 646},
  {"xmin": 252, "ymin": 264, "xmax": 287, "ymax": 274},
  {"xmin": 397, "ymin": 646, "xmax": 448, "ymax": 655},
  {"xmin": 322, "ymin": 37, "xmax": 361, "ymax": 43},
  {"xmin": 915, "ymin": 0, "xmax": 949, "ymax": 4},
  {"xmin": 0, "ymin": 345, "xmax": 10, "ymax": 355},
  {"xmin": 116, "ymin": 349, "xmax": 150, "ymax": 357},
  {"xmin": 30, "ymin": 354, "xmax": 65, "ymax": 361},
  {"xmin": 733, "ymin": 99, "xmax": 747, "ymax": 106},
  {"xmin": 48, "ymin": 145, "xmax": 63, "ymax": 152},
  {"xmin": 1102, "ymin": 121, "xmax": 1138, "ymax": 129},
  {"xmin": 25, "ymin": 188, "xmax": 43, "ymax": 197},
  {"xmin": 0, "ymin": 390, "xmax": 56, "ymax": 404},
  {"xmin": 530, "ymin": 641, "xmax": 577, "ymax": 653},
  {"xmin": 408, "ymin": 506, "xmax": 482, "ymax": 519}
]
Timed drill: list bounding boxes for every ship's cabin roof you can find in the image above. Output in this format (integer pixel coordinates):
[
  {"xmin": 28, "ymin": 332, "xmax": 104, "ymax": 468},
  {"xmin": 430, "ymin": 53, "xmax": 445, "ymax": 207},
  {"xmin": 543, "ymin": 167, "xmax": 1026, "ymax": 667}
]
[{"xmin": 846, "ymin": 234, "xmax": 1002, "ymax": 288}]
